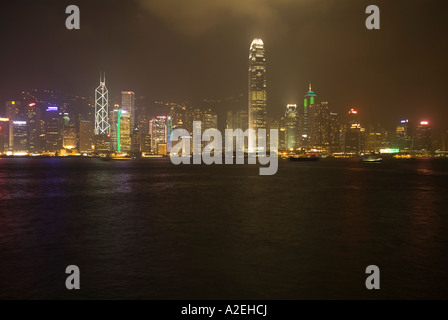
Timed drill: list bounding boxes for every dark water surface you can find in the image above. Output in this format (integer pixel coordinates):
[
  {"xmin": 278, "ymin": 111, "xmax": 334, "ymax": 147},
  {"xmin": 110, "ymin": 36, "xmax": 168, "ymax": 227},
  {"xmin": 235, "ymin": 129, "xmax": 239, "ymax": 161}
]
[{"xmin": 1, "ymin": 158, "xmax": 447, "ymax": 299}]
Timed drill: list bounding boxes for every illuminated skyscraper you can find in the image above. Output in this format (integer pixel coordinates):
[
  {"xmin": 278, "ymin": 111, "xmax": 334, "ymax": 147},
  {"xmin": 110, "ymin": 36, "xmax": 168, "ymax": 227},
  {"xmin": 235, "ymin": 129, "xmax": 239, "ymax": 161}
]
[
  {"xmin": 285, "ymin": 104, "xmax": 298, "ymax": 150},
  {"xmin": 203, "ymin": 109, "xmax": 218, "ymax": 130},
  {"xmin": 63, "ymin": 122, "xmax": 77, "ymax": 150},
  {"xmin": 94, "ymin": 74, "xmax": 110, "ymax": 135},
  {"xmin": 45, "ymin": 106, "xmax": 61, "ymax": 153},
  {"xmin": 12, "ymin": 121, "xmax": 28, "ymax": 153},
  {"xmin": 79, "ymin": 120, "xmax": 93, "ymax": 153},
  {"xmin": 248, "ymin": 38, "xmax": 267, "ymax": 152},
  {"xmin": 226, "ymin": 110, "xmax": 248, "ymax": 131},
  {"xmin": 0, "ymin": 117, "xmax": 10, "ymax": 153},
  {"xmin": 149, "ymin": 116, "xmax": 167, "ymax": 152},
  {"xmin": 167, "ymin": 116, "xmax": 173, "ymax": 153},
  {"xmin": 121, "ymin": 91, "xmax": 135, "ymax": 128},
  {"xmin": 131, "ymin": 127, "xmax": 141, "ymax": 153},
  {"xmin": 395, "ymin": 119, "xmax": 413, "ymax": 150},
  {"xmin": 302, "ymin": 84, "xmax": 317, "ymax": 148},
  {"xmin": 310, "ymin": 101, "xmax": 330, "ymax": 149},
  {"xmin": 6, "ymin": 101, "xmax": 21, "ymax": 149},
  {"xmin": 415, "ymin": 121, "xmax": 432, "ymax": 151},
  {"xmin": 344, "ymin": 108, "xmax": 365, "ymax": 154},
  {"xmin": 119, "ymin": 110, "xmax": 132, "ymax": 152},
  {"xmin": 328, "ymin": 112, "xmax": 342, "ymax": 153},
  {"xmin": 25, "ymin": 103, "xmax": 41, "ymax": 153},
  {"xmin": 109, "ymin": 105, "xmax": 120, "ymax": 152}
]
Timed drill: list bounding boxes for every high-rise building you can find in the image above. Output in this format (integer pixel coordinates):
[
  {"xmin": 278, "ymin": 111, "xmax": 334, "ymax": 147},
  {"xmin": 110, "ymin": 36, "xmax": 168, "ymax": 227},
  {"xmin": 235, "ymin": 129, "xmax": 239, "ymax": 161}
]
[
  {"xmin": 414, "ymin": 121, "xmax": 432, "ymax": 151},
  {"xmin": 344, "ymin": 108, "xmax": 365, "ymax": 154},
  {"xmin": 121, "ymin": 91, "xmax": 135, "ymax": 129},
  {"xmin": 25, "ymin": 103, "xmax": 41, "ymax": 153},
  {"xmin": 63, "ymin": 122, "xmax": 77, "ymax": 150},
  {"xmin": 94, "ymin": 74, "xmax": 110, "ymax": 135},
  {"xmin": 12, "ymin": 121, "xmax": 28, "ymax": 153},
  {"xmin": 0, "ymin": 117, "xmax": 10, "ymax": 154},
  {"xmin": 94, "ymin": 75, "xmax": 110, "ymax": 153},
  {"xmin": 395, "ymin": 119, "xmax": 413, "ymax": 150},
  {"xmin": 6, "ymin": 101, "xmax": 21, "ymax": 121},
  {"xmin": 302, "ymin": 84, "xmax": 317, "ymax": 148},
  {"xmin": 203, "ymin": 109, "xmax": 218, "ymax": 130},
  {"xmin": 6, "ymin": 101, "xmax": 21, "ymax": 149},
  {"xmin": 328, "ymin": 112, "xmax": 342, "ymax": 153},
  {"xmin": 285, "ymin": 104, "xmax": 298, "ymax": 150},
  {"xmin": 109, "ymin": 106, "xmax": 120, "ymax": 152},
  {"xmin": 119, "ymin": 110, "xmax": 132, "ymax": 152},
  {"xmin": 366, "ymin": 125, "xmax": 388, "ymax": 154},
  {"xmin": 226, "ymin": 110, "xmax": 248, "ymax": 131},
  {"xmin": 167, "ymin": 116, "xmax": 173, "ymax": 153},
  {"xmin": 131, "ymin": 127, "xmax": 141, "ymax": 153},
  {"xmin": 248, "ymin": 38, "xmax": 267, "ymax": 152},
  {"xmin": 45, "ymin": 106, "xmax": 61, "ymax": 153},
  {"xmin": 79, "ymin": 120, "xmax": 93, "ymax": 153},
  {"xmin": 149, "ymin": 116, "xmax": 167, "ymax": 153}
]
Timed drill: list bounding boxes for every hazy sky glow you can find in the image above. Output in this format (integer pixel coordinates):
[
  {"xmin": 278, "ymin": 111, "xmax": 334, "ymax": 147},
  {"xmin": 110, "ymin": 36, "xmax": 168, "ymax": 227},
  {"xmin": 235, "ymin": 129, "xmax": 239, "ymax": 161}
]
[{"xmin": 0, "ymin": 0, "xmax": 447, "ymax": 132}]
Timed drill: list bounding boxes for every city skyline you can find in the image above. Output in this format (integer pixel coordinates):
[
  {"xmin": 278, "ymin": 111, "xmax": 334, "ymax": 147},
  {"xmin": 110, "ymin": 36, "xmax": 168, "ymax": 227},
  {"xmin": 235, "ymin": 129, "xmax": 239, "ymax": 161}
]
[
  {"xmin": 2, "ymin": 0, "xmax": 448, "ymax": 302},
  {"xmin": 0, "ymin": 1, "xmax": 447, "ymax": 133}
]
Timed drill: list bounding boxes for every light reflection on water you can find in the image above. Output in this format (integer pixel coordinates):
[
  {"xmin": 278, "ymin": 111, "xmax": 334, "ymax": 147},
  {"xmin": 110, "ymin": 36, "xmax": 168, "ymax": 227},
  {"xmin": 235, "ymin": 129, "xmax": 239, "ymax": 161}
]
[{"xmin": 0, "ymin": 158, "xmax": 447, "ymax": 299}]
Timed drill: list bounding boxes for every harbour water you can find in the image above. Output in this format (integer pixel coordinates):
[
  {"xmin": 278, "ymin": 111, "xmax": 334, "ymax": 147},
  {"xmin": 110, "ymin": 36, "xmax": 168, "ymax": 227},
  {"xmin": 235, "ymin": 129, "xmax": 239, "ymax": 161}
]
[{"xmin": 1, "ymin": 157, "xmax": 447, "ymax": 299}]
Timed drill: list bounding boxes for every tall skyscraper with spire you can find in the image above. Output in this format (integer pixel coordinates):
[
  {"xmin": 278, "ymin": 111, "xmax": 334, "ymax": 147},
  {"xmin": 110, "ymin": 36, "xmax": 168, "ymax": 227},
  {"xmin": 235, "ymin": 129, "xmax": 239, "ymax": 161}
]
[
  {"xmin": 302, "ymin": 83, "xmax": 316, "ymax": 148},
  {"xmin": 94, "ymin": 74, "xmax": 110, "ymax": 135},
  {"xmin": 248, "ymin": 38, "xmax": 267, "ymax": 152}
]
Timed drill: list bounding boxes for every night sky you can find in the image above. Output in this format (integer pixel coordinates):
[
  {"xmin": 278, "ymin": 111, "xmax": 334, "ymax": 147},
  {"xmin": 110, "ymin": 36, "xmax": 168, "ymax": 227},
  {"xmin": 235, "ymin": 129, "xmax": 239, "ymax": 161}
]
[{"xmin": 1, "ymin": 0, "xmax": 448, "ymax": 133}]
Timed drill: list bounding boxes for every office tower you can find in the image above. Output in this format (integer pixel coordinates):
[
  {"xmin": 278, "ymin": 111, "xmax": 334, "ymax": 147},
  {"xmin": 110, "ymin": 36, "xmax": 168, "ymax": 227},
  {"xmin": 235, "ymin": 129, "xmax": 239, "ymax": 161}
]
[
  {"xmin": 121, "ymin": 91, "xmax": 135, "ymax": 128},
  {"xmin": 226, "ymin": 110, "xmax": 248, "ymax": 131},
  {"xmin": 366, "ymin": 125, "xmax": 388, "ymax": 154},
  {"xmin": 94, "ymin": 74, "xmax": 110, "ymax": 135},
  {"xmin": 25, "ymin": 103, "xmax": 41, "ymax": 153},
  {"xmin": 94, "ymin": 74, "xmax": 110, "ymax": 153},
  {"xmin": 12, "ymin": 121, "xmax": 28, "ymax": 153},
  {"xmin": 6, "ymin": 101, "xmax": 21, "ymax": 149},
  {"xmin": 414, "ymin": 121, "xmax": 432, "ymax": 151},
  {"xmin": 108, "ymin": 105, "xmax": 120, "ymax": 152},
  {"xmin": 0, "ymin": 117, "xmax": 10, "ymax": 153},
  {"xmin": 310, "ymin": 101, "xmax": 331, "ymax": 150},
  {"xmin": 6, "ymin": 101, "xmax": 21, "ymax": 120},
  {"xmin": 185, "ymin": 107, "xmax": 203, "ymax": 134},
  {"xmin": 143, "ymin": 135, "xmax": 152, "ymax": 153},
  {"xmin": 248, "ymin": 38, "xmax": 267, "ymax": 152},
  {"xmin": 328, "ymin": 112, "xmax": 342, "ymax": 153},
  {"xmin": 285, "ymin": 104, "xmax": 298, "ymax": 150},
  {"xmin": 167, "ymin": 116, "xmax": 173, "ymax": 153},
  {"xmin": 63, "ymin": 122, "xmax": 77, "ymax": 150},
  {"xmin": 79, "ymin": 120, "xmax": 93, "ymax": 154},
  {"xmin": 149, "ymin": 116, "xmax": 167, "ymax": 153},
  {"xmin": 395, "ymin": 119, "xmax": 413, "ymax": 150},
  {"xmin": 302, "ymin": 84, "xmax": 317, "ymax": 148},
  {"xmin": 203, "ymin": 109, "xmax": 218, "ymax": 130},
  {"xmin": 131, "ymin": 127, "xmax": 141, "ymax": 153},
  {"xmin": 279, "ymin": 116, "xmax": 286, "ymax": 151},
  {"xmin": 45, "ymin": 106, "xmax": 61, "ymax": 153},
  {"xmin": 137, "ymin": 114, "xmax": 150, "ymax": 153},
  {"xmin": 344, "ymin": 108, "xmax": 365, "ymax": 154},
  {"xmin": 226, "ymin": 111, "xmax": 233, "ymax": 129},
  {"xmin": 119, "ymin": 110, "xmax": 132, "ymax": 152}
]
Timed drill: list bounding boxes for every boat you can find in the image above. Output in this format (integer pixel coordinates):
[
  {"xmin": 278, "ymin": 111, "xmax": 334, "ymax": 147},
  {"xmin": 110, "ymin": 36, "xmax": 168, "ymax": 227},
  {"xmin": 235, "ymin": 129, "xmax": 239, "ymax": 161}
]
[
  {"xmin": 101, "ymin": 154, "xmax": 134, "ymax": 161},
  {"xmin": 290, "ymin": 154, "xmax": 319, "ymax": 162},
  {"xmin": 361, "ymin": 156, "xmax": 382, "ymax": 163}
]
